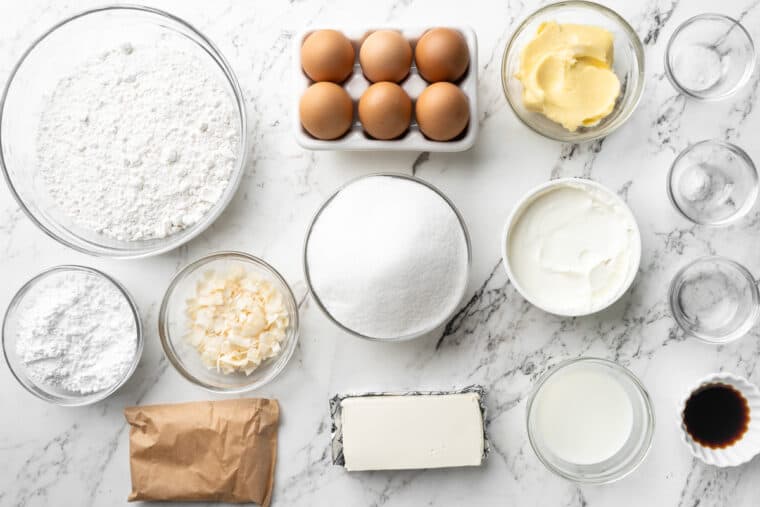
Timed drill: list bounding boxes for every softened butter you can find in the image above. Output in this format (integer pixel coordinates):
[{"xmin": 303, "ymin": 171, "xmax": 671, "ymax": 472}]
[{"xmin": 516, "ymin": 21, "xmax": 621, "ymax": 131}]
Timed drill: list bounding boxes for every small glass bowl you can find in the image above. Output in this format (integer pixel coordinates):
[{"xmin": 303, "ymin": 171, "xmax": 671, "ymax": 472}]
[
  {"xmin": 501, "ymin": 1, "xmax": 645, "ymax": 142},
  {"xmin": 303, "ymin": 173, "xmax": 471, "ymax": 342},
  {"xmin": 0, "ymin": 6, "xmax": 247, "ymax": 258},
  {"xmin": 2, "ymin": 265, "xmax": 143, "ymax": 406},
  {"xmin": 667, "ymin": 140, "xmax": 758, "ymax": 226},
  {"xmin": 526, "ymin": 357, "xmax": 655, "ymax": 483},
  {"xmin": 669, "ymin": 256, "xmax": 760, "ymax": 344},
  {"xmin": 665, "ymin": 14, "xmax": 755, "ymax": 100},
  {"xmin": 159, "ymin": 251, "xmax": 299, "ymax": 393}
]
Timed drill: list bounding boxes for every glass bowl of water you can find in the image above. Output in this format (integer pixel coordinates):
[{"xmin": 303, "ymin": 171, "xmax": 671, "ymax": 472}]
[{"xmin": 669, "ymin": 256, "xmax": 760, "ymax": 344}]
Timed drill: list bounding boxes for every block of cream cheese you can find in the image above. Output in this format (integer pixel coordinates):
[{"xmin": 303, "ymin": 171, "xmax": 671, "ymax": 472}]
[{"xmin": 333, "ymin": 389, "xmax": 486, "ymax": 471}]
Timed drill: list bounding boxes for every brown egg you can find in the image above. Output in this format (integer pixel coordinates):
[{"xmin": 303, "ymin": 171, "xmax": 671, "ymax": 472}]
[
  {"xmin": 415, "ymin": 82, "xmax": 469, "ymax": 141},
  {"xmin": 358, "ymin": 82, "xmax": 412, "ymax": 140},
  {"xmin": 359, "ymin": 30, "xmax": 413, "ymax": 83},
  {"xmin": 301, "ymin": 30, "xmax": 355, "ymax": 83},
  {"xmin": 414, "ymin": 28, "xmax": 470, "ymax": 82},
  {"xmin": 299, "ymin": 82, "xmax": 354, "ymax": 140}
]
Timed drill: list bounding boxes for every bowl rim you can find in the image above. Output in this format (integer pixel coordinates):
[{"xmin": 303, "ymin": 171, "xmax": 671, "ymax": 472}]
[
  {"xmin": 302, "ymin": 172, "xmax": 472, "ymax": 342},
  {"xmin": 2, "ymin": 264, "xmax": 144, "ymax": 406},
  {"xmin": 158, "ymin": 250, "xmax": 301, "ymax": 393},
  {"xmin": 664, "ymin": 13, "xmax": 756, "ymax": 101},
  {"xmin": 500, "ymin": 0, "xmax": 646, "ymax": 143},
  {"xmin": 0, "ymin": 4, "xmax": 248, "ymax": 259},
  {"xmin": 501, "ymin": 177, "xmax": 642, "ymax": 317},
  {"xmin": 668, "ymin": 255, "xmax": 760, "ymax": 344},
  {"xmin": 525, "ymin": 357, "xmax": 656, "ymax": 484},
  {"xmin": 666, "ymin": 139, "xmax": 759, "ymax": 226}
]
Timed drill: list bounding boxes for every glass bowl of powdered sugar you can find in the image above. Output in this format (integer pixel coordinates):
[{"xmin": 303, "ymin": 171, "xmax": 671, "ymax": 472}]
[
  {"xmin": 2, "ymin": 266, "xmax": 143, "ymax": 406},
  {"xmin": 0, "ymin": 6, "xmax": 246, "ymax": 258}
]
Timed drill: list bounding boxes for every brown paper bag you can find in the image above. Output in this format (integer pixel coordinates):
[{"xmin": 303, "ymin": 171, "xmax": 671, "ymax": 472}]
[{"xmin": 124, "ymin": 398, "xmax": 279, "ymax": 505}]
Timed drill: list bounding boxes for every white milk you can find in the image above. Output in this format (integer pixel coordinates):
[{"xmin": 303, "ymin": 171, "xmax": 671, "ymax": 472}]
[{"xmin": 533, "ymin": 365, "xmax": 634, "ymax": 465}]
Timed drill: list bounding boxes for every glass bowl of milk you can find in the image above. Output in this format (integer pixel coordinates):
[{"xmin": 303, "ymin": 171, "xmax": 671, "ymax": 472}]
[{"xmin": 526, "ymin": 357, "xmax": 654, "ymax": 483}]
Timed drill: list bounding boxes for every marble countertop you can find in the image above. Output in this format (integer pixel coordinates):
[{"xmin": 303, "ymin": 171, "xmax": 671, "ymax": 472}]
[{"xmin": 2, "ymin": 0, "xmax": 760, "ymax": 505}]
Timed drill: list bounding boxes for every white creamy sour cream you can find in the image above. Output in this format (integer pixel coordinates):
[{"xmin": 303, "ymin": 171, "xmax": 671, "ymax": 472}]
[{"xmin": 506, "ymin": 181, "xmax": 639, "ymax": 315}]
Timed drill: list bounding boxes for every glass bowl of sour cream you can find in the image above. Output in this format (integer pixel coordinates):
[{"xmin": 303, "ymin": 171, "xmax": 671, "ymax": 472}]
[{"xmin": 501, "ymin": 1, "xmax": 645, "ymax": 142}]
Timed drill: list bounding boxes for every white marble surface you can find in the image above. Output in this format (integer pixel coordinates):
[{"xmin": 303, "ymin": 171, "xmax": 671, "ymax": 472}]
[{"xmin": 2, "ymin": 0, "xmax": 760, "ymax": 505}]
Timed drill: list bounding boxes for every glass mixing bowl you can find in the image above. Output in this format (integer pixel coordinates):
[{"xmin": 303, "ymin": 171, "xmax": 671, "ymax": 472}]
[
  {"xmin": 2, "ymin": 265, "xmax": 143, "ymax": 406},
  {"xmin": 665, "ymin": 14, "xmax": 755, "ymax": 100},
  {"xmin": 667, "ymin": 140, "xmax": 758, "ymax": 226},
  {"xmin": 526, "ymin": 357, "xmax": 655, "ymax": 483},
  {"xmin": 159, "ymin": 251, "xmax": 300, "ymax": 393},
  {"xmin": 669, "ymin": 256, "xmax": 760, "ymax": 344},
  {"xmin": 302, "ymin": 173, "xmax": 472, "ymax": 342},
  {"xmin": 501, "ymin": 1, "xmax": 645, "ymax": 142},
  {"xmin": 0, "ymin": 6, "xmax": 247, "ymax": 258}
]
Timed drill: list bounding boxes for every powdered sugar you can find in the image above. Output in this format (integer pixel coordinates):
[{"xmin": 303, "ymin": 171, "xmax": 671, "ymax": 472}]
[
  {"xmin": 36, "ymin": 41, "xmax": 240, "ymax": 241},
  {"xmin": 15, "ymin": 269, "xmax": 138, "ymax": 394}
]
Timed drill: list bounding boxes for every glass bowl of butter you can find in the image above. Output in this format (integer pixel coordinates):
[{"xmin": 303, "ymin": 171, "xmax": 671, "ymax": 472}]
[
  {"xmin": 158, "ymin": 251, "xmax": 300, "ymax": 393},
  {"xmin": 501, "ymin": 1, "xmax": 645, "ymax": 142}
]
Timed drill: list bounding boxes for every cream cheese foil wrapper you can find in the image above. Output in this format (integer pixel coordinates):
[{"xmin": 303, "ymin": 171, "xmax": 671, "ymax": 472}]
[{"xmin": 329, "ymin": 385, "xmax": 490, "ymax": 468}]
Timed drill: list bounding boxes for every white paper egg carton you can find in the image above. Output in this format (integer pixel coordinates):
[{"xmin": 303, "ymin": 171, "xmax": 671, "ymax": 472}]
[{"xmin": 293, "ymin": 26, "xmax": 478, "ymax": 152}]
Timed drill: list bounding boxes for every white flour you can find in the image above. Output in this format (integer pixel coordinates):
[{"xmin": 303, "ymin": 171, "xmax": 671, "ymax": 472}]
[
  {"xmin": 37, "ymin": 42, "xmax": 240, "ymax": 241},
  {"xmin": 306, "ymin": 176, "xmax": 469, "ymax": 339},
  {"xmin": 15, "ymin": 270, "xmax": 138, "ymax": 394}
]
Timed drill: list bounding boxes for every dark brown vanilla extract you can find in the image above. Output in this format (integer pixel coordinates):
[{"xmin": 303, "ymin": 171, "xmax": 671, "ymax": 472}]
[{"xmin": 682, "ymin": 383, "xmax": 749, "ymax": 449}]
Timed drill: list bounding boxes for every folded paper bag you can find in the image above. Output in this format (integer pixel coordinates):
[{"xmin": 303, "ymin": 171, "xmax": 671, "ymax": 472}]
[{"xmin": 124, "ymin": 398, "xmax": 279, "ymax": 505}]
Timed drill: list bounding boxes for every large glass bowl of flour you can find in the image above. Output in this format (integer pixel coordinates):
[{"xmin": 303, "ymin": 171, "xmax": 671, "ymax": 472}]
[
  {"xmin": 304, "ymin": 173, "xmax": 471, "ymax": 341},
  {"xmin": 0, "ymin": 6, "xmax": 247, "ymax": 258}
]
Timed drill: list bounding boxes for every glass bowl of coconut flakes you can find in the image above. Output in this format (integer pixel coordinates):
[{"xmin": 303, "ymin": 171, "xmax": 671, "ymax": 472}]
[
  {"xmin": 159, "ymin": 251, "xmax": 300, "ymax": 393},
  {"xmin": 0, "ymin": 6, "xmax": 247, "ymax": 258}
]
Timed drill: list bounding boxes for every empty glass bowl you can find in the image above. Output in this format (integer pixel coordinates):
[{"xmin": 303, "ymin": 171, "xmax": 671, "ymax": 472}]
[
  {"xmin": 2, "ymin": 265, "xmax": 143, "ymax": 406},
  {"xmin": 667, "ymin": 140, "xmax": 758, "ymax": 226},
  {"xmin": 501, "ymin": 1, "xmax": 645, "ymax": 142},
  {"xmin": 665, "ymin": 14, "xmax": 755, "ymax": 100},
  {"xmin": 159, "ymin": 251, "xmax": 299, "ymax": 393},
  {"xmin": 0, "ymin": 6, "xmax": 247, "ymax": 258},
  {"xmin": 669, "ymin": 256, "xmax": 760, "ymax": 344},
  {"xmin": 526, "ymin": 358, "xmax": 655, "ymax": 483}
]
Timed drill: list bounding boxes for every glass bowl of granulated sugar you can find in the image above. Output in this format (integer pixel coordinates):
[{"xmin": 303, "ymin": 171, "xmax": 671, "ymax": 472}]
[
  {"xmin": 0, "ymin": 6, "xmax": 247, "ymax": 258},
  {"xmin": 2, "ymin": 265, "xmax": 143, "ymax": 406}
]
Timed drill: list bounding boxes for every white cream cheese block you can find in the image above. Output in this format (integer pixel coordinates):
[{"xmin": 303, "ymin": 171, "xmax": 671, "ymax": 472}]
[{"xmin": 340, "ymin": 392, "xmax": 485, "ymax": 471}]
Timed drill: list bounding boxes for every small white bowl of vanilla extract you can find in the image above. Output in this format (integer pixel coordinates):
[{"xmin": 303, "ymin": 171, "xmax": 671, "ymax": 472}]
[{"xmin": 679, "ymin": 373, "xmax": 760, "ymax": 467}]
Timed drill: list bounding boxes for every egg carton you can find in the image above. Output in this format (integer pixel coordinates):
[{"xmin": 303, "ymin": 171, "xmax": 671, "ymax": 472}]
[{"xmin": 293, "ymin": 26, "xmax": 478, "ymax": 152}]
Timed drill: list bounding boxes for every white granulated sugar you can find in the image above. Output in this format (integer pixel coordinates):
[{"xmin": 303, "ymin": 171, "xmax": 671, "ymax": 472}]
[
  {"xmin": 37, "ymin": 42, "xmax": 240, "ymax": 241},
  {"xmin": 306, "ymin": 176, "xmax": 469, "ymax": 339},
  {"xmin": 15, "ymin": 270, "xmax": 138, "ymax": 394}
]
